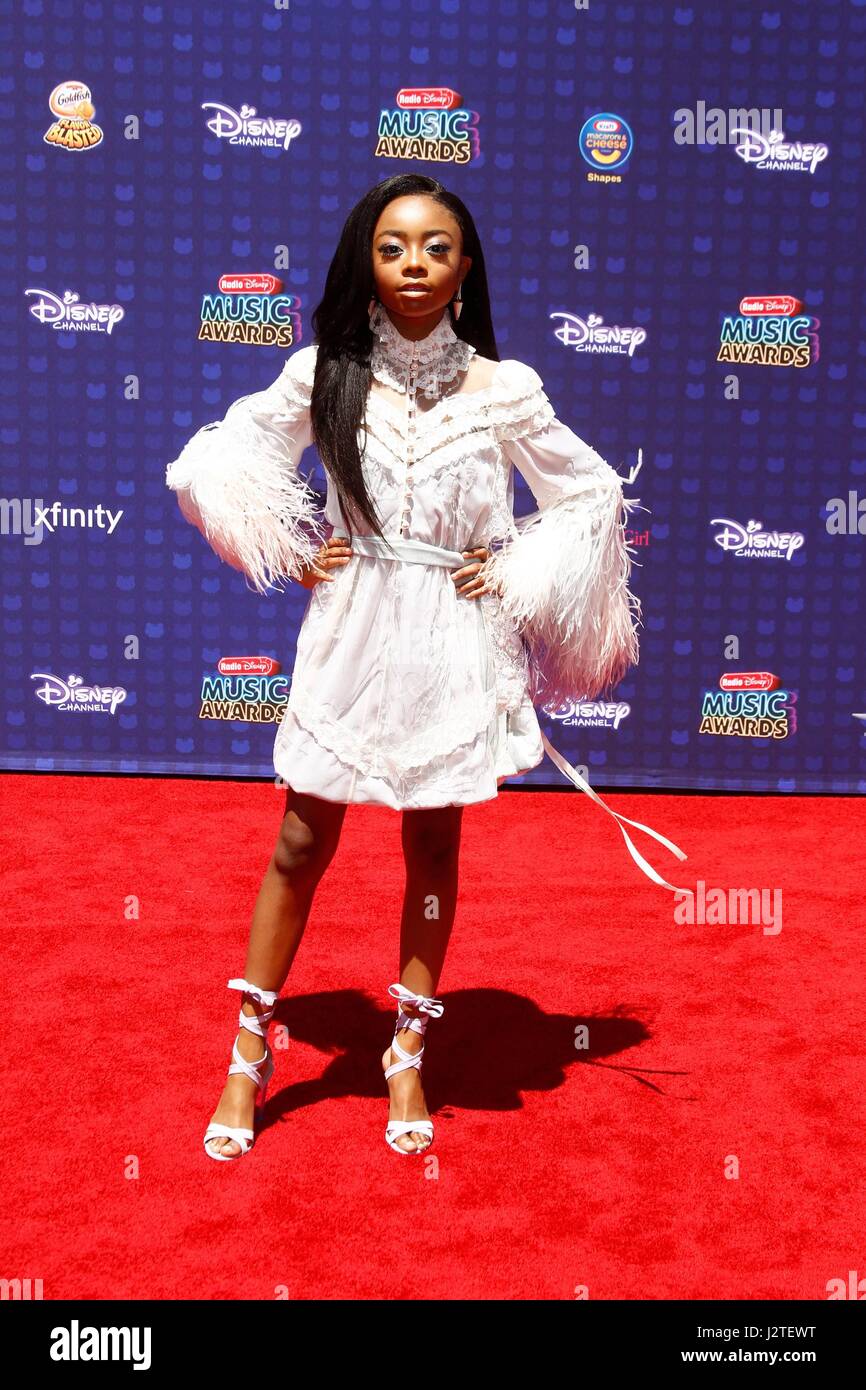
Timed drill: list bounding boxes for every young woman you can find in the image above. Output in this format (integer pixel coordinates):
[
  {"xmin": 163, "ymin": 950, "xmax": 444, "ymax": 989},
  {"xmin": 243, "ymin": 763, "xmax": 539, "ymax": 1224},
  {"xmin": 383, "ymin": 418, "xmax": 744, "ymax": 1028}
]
[{"xmin": 166, "ymin": 173, "xmax": 686, "ymax": 1162}]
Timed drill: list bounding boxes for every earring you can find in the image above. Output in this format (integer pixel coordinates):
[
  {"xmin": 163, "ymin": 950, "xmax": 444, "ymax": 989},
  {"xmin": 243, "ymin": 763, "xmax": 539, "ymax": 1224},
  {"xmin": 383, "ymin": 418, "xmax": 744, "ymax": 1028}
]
[{"xmin": 452, "ymin": 283, "xmax": 463, "ymax": 321}]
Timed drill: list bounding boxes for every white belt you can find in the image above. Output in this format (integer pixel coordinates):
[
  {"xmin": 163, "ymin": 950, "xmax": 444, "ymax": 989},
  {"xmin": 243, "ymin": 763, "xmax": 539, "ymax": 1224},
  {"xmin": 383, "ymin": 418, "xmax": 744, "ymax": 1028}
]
[
  {"xmin": 332, "ymin": 529, "xmax": 465, "ymax": 569},
  {"xmin": 329, "ymin": 529, "xmax": 689, "ymax": 894}
]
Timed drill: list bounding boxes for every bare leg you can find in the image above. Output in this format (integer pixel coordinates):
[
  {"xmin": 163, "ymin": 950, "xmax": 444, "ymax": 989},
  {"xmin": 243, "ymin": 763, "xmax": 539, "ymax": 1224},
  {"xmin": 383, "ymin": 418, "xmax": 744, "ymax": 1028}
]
[
  {"xmin": 382, "ymin": 804, "xmax": 463, "ymax": 1153},
  {"xmin": 205, "ymin": 787, "xmax": 347, "ymax": 1157}
]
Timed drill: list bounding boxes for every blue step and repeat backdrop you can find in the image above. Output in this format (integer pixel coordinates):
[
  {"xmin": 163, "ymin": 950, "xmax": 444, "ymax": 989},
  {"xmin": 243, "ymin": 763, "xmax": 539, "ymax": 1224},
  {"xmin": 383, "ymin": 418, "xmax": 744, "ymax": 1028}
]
[{"xmin": 3, "ymin": 0, "xmax": 864, "ymax": 792}]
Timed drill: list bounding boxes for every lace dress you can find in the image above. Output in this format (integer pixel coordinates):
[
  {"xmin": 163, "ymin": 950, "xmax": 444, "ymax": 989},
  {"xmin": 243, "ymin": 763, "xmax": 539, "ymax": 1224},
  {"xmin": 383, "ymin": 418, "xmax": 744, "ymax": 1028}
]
[{"xmin": 166, "ymin": 307, "xmax": 687, "ymax": 889}]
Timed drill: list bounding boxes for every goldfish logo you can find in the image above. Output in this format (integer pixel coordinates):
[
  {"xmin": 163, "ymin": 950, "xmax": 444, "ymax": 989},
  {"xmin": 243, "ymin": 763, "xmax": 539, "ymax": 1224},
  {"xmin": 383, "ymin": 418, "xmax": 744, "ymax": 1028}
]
[{"xmin": 43, "ymin": 81, "xmax": 104, "ymax": 151}]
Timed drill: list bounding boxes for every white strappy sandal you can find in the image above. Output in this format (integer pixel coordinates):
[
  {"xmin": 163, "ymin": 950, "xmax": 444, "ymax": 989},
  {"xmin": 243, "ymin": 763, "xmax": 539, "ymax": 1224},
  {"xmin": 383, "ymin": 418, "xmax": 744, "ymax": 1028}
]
[
  {"xmin": 203, "ymin": 977, "xmax": 279, "ymax": 1161},
  {"xmin": 383, "ymin": 982, "xmax": 445, "ymax": 1156}
]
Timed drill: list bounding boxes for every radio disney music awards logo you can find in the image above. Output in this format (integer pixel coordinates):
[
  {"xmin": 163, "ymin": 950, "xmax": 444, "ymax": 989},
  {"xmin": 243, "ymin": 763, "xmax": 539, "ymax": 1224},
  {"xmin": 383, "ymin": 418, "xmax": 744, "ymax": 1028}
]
[
  {"xmin": 732, "ymin": 126, "xmax": 829, "ymax": 176},
  {"xmin": 202, "ymin": 102, "xmax": 302, "ymax": 152},
  {"xmin": 199, "ymin": 656, "xmax": 290, "ymax": 723},
  {"xmin": 542, "ymin": 698, "xmax": 631, "ymax": 731},
  {"xmin": 710, "ymin": 517, "xmax": 805, "ymax": 562},
  {"xmin": 551, "ymin": 310, "xmax": 647, "ymax": 358},
  {"xmin": 199, "ymin": 275, "xmax": 300, "ymax": 348},
  {"xmin": 31, "ymin": 672, "xmax": 127, "ymax": 716},
  {"xmin": 718, "ymin": 295, "xmax": 819, "ymax": 369},
  {"xmin": 699, "ymin": 672, "xmax": 797, "ymax": 740},
  {"xmin": 578, "ymin": 113, "xmax": 634, "ymax": 183},
  {"xmin": 43, "ymin": 80, "xmax": 104, "ymax": 150},
  {"xmin": 375, "ymin": 88, "xmax": 479, "ymax": 164},
  {"xmin": 25, "ymin": 288, "xmax": 125, "ymax": 336}
]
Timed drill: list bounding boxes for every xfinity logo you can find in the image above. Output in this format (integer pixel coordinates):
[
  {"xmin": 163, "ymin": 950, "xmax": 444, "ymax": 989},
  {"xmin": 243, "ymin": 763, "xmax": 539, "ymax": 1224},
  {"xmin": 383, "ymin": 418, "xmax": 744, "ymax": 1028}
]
[
  {"xmin": 32, "ymin": 502, "xmax": 123, "ymax": 534},
  {"xmin": 50, "ymin": 1319, "xmax": 151, "ymax": 1369},
  {"xmin": 0, "ymin": 498, "xmax": 123, "ymax": 542}
]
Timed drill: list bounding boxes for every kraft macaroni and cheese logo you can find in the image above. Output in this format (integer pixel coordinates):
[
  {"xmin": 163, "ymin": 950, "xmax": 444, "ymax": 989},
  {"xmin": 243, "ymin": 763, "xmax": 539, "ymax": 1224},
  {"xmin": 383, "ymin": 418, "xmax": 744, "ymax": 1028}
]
[
  {"xmin": 732, "ymin": 125, "xmax": 829, "ymax": 175},
  {"xmin": 543, "ymin": 699, "xmax": 631, "ymax": 731},
  {"xmin": 43, "ymin": 80, "xmax": 103, "ymax": 150},
  {"xmin": 551, "ymin": 310, "xmax": 647, "ymax": 357},
  {"xmin": 202, "ymin": 102, "xmax": 302, "ymax": 151},
  {"xmin": 718, "ymin": 295, "xmax": 820, "ymax": 368},
  {"xmin": 24, "ymin": 288, "xmax": 125, "ymax": 335},
  {"xmin": 699, "ymin": 672, "xmax": 797, "ymax": 739},
  {"xmin": 710, "ymin": 517, "xmax": 805, "ymax": 562},
  {"xmin": 31, "ymin": 672, "xmax": 127, "ymax": 716},
  {"xmin": 375, "ymin": 88, "xmax": 479, "ymax": 164},
  {"xmin": 578, "ymin": 112, "xmax": 634, "ymax": 183},
  {"xmin": 199, "ymin": 275, "xmax": 301, "ymax": 348},
  {"xmin": 199, "ymin": 656, "xmax": 290, "ymax": 723}
]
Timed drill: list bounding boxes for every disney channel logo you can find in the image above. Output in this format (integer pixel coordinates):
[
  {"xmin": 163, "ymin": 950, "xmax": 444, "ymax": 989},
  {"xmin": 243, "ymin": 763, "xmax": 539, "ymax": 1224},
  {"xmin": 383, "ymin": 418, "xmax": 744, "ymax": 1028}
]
[
  {"xmin": 202, "ymin": 102, "xmax": 302, "ymax": 151},
  {"xmin": 31, "ymin": 672, "xmax": 127, "ymax": 716},
  {"xmin": 542, "ymin": 698, "xmax": 631, "ymax": 730},
  {"xmin": 732, "ymin": 126, "xmax": 828, "ymax": 175},
  {"xmin": 25, "ymin": 288, "xmax": 124, "ymax": 335},
  {"xmin": 710, "ymin": 517, "xmax": 805, "ymax": 562},
  {"xmin": 551, "ymin": 311, "xmax": 647, "ymax": 357}
]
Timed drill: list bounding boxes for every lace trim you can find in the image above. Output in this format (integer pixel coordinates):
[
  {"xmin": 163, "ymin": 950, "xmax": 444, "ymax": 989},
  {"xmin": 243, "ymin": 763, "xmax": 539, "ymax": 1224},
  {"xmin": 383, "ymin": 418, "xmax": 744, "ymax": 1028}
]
[
  {"xmin": 365, "ymin": 367, "xmax": 556, "ymax": 444},
  {"xmin": 280, "ymin": 344, "xmax": 555, "ymax": 450},
  {"xmin": 369, "ymin": 301, "xmax": 475, "ymax": 401},
  {"xmin": 479, "ymin": 591, "xmax": 531, "ymax": 714},
  {"xmin": 487, "ymin": 448, "xmax": 516, "ymax": 543},
  {"xmin": 357, "ymin": 447, "xmax": 486, "ymax": 541},
  {"xmin": 285, "ymin": 678, "xmax": 498, "ymax": 777},
  {"xmin": 284, "ymin": 345, "xmax": 556, "ymax": 452},
  {"xmin": 361, "ymin": 401, "xmax": 500, "ymax": 486},
  {"xmin": 482, "ymin": 359, "xmax": 555, "ymax": 443},
  {"xmin": 278, "ymin": 343, "xmax": 318, "ymax": 410}
]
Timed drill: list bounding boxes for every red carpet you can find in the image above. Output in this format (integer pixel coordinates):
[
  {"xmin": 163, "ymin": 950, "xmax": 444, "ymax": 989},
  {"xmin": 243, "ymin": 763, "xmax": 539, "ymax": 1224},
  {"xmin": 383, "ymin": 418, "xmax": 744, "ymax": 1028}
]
[{"xmin": 2, "ymin": 773, "xmax": 863, "ymax": 1300}]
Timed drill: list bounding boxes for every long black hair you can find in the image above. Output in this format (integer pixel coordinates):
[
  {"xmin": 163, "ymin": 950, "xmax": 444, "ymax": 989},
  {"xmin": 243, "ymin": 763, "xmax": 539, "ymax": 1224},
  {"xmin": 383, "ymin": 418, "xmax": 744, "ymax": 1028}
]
[{"xmin": 309, "ymin": 173, "xmax": 500, "ymax": 543}]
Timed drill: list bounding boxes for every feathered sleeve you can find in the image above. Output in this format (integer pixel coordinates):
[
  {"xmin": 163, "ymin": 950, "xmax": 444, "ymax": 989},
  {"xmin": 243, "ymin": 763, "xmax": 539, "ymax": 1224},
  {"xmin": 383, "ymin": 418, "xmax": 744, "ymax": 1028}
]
[
  {"xmin": 165, "ymin": 343, "xmax": 328, "ymax": 594},
  {"xmin": 481, "ymin": 359, "xmax": 642, "ymax": 706}
]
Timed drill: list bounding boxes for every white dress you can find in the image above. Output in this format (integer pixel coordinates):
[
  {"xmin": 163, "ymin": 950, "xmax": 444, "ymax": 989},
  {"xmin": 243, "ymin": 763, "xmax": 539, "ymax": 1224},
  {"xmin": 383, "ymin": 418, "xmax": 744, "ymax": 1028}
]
[{"xmin": 166, "ymin": 306, "xmax": 687, "ymax": 888}]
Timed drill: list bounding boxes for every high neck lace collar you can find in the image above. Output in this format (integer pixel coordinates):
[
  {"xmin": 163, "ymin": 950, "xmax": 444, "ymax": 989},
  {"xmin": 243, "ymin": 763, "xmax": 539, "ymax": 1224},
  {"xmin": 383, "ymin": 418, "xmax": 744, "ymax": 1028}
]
[{"xmin": 369, "ymin": 300, "xmax": 475, "ymax": 401}]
